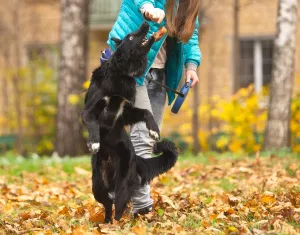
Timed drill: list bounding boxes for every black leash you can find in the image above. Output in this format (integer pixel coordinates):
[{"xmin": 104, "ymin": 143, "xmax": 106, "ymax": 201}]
[{"xmin": 148, "ymin": 73, "xmax": 185, "ymax": 98}]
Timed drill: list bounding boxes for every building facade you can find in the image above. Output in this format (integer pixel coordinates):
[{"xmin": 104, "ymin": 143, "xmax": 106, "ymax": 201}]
[{"xmin": 0, "ymin": 0, "xmax": 300, "ymax": 134}]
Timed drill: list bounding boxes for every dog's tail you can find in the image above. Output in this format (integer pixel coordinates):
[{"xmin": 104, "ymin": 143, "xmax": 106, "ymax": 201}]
[{"xmin": 137, "ymin": 139, "xmax": 178, "ymax": 185}]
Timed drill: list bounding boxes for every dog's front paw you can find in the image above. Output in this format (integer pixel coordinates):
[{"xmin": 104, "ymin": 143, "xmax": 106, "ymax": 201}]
[
  {"xmin": 87, "ymin": 142, "xmax": 100, "ymax": 154},
  {"xmin": 149, "ymin": 129, "xmax": 160, "ymax": 141}
]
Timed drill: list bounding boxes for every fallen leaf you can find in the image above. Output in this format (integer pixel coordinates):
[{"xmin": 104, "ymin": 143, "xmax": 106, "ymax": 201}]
[
  {"xmin": 160, "ymin": 194, "xmax": 178, "ymax": 209},
  {"xmin": 73, "ymin": 225, "xmax": 88, "ymax": 235},
  {"xmin": 58, "ymin": 206, "xmax": 70, "ymax": 217},
  {"xmin": 18, "ymin": 195, "xmax": 35, "ymax": 201},
  {"xmin": 227, "ymin": 226, "xmax": 239, "ymax": 233},
  {"xmin": 75, "ymin": 206, "xmax": 86, "ymax": 218},
  {"xmin": 261, "ymin": 191, "xmax": 276, "ymax": 204},
  {"xmin": 89, "ymin": 210, "xmax": 105, "ymax": 223},
  {"xmin": 131, "ymin": 225, "xmax": 146, "ymax": 235},
  {"xmin": 216, "ymin": 212, "xmax": 227, "ymax": 221},
  {"xmin": 157, "ymin": 208, "xmax": 164, "ymax": 217},
  {"xmin": 230, "ymin": 214, "xmax": 240, "ymax": 222},
  {"xmin": 228, "ymin": 195, "xmax": 240, "ymax": 206},
  {"xmin": 20, "ymin": 212, "xmax": 31, "ymax": 221}
]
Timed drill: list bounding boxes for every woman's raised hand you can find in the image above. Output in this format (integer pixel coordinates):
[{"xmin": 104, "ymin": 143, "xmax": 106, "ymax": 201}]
[{"xmin": 140, "ymin": 4, "xmax": 165, "ymax": 24}]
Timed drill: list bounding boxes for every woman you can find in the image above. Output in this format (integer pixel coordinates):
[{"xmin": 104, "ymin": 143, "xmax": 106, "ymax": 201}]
[{"xmin": 107, "ymin": 0, "xmax": 202, "ymax": 217}]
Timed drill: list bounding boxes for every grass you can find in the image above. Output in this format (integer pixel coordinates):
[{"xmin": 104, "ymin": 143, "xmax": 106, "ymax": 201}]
[
  {"xmin": 0, "ymin": 152, "xmax": 90, "ymax": 177},
  {"xmin": 0, "ymin": 150, "xmax": 299, "ymax": 234},
  {"xmin": 204, "ymin": 197, "xmax": 213, "ymax": 205},
  {"xmin": 219, "ymin": 179, "xmax": 236, "ymax": 192},
  {"xmin": 1, "ymin": 149, "xmax": 298, "ymax": 176},
  {"xmin": 181, "ymin": 214, "xmax": 202, "ymax": 229}
]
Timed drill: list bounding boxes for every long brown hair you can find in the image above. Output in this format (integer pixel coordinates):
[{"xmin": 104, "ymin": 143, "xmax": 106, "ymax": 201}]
[{"xmin": 166, "ymin": 0, "xmax": 201, "ymax": 43}]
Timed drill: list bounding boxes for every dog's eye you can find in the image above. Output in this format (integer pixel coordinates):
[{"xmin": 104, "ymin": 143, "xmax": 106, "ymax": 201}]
[{"xmin": 129, "ymin": 36, "xmax": 134, "ymax": 41}]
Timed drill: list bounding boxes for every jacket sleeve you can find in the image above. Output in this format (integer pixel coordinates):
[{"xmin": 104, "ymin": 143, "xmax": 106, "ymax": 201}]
[
  {"xmin": 133, "ymin": 0, "xmax": 154, "ymax": 11},
  {"xmin": 184, "ymin": 17, "xmax": 202, "ymax": 68}
]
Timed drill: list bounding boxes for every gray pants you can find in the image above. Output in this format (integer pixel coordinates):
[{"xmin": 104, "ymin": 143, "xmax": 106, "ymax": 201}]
[{"xmin": 130, "ymin": 68, "xmax": 166, "ymax": 212}]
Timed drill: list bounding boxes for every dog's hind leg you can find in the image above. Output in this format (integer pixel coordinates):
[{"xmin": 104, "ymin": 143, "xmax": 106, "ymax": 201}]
[
  {"xmin": 92, "ymin": 177, "xmax": 113, "ymax": 223},
  {"xmin": 91, "ymin": 152, "xmax": 113, "ymax": 223},
  {"xmin": 114, "ymin": 167, "xmax": 138, "ymax": 221},
  {"xmin": 112, "ymin": 138, "xmax": 137, "ymax": 221},
  {"xmin": 114, "ymin": 179, "xmax": 131, "ymax": 221},
  {"xmin": 122, "ymin": 106, "xmax": 160, "ymax": 140}
]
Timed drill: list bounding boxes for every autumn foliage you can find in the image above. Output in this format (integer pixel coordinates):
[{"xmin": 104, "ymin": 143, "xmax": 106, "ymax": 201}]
[
  {"xmin": 0, "ymin": 152, "xmax": 299, "ymax": 234},
  {"xmin": 163, "ymin": 82, "xmax": 300, "ymax": 154}
]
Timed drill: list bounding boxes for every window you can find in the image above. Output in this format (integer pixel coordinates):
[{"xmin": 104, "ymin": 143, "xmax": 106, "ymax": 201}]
[
  {"xmin": 90, "ymin": 0, "xmax": 122, "ymax": 28},
  {"xmin": 240, "ymin": 38, "xmax": 274, "ymax": 92}
]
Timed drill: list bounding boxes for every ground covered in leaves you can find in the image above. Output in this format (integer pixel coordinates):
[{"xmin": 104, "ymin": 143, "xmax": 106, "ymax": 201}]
[{"xmin": 0, "ymin": 152, "xmax": 299, "ymax": 234}]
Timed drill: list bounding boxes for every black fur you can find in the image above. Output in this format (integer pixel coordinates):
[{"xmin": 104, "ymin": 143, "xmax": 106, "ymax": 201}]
[{"xmin": 81, "ymin": 22, "xmax": 178, "ymax": 222}]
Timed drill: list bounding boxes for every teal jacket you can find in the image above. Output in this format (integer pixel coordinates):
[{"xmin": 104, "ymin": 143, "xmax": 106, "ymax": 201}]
[{"xmin": 107, "ymin": 0, "xmax": 202, "ymax": 104}]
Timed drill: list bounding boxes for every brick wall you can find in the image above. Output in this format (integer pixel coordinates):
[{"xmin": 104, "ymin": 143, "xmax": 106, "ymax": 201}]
[
  {"xmin": 1, "ymin": 0, "xmax": 300, "ymax": 134},
  {"xmin": 10, "ymin": 0, "xmax": 300, "ymax": 96},
  {"xmin": 198, "ymin": 0, "xmax": 300, "ymax": 102}
]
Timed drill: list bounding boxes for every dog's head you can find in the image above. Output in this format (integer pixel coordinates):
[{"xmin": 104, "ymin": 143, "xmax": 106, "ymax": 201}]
[
  {"xmin": 112, "ymin": 22, "xmax": 155, "ymax": 56},
  {"xmin": 110, "ymin": 22, "xmax": 158, "ymax": 77}
]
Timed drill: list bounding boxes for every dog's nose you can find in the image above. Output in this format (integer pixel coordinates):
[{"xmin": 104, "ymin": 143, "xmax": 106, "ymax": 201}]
[{"xmin": 142, "ymin": 22, "xmax": 149, "ymax": 27}]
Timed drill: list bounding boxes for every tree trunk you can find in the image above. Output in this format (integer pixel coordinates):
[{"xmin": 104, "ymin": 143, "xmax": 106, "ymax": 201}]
[
  {"xmin": 55, "ymin": 0, "xmax": 90, "ymax": 156},
  {"xmin": 12, "ymin": 2, "xmax": 23, "ymax": 154},
  {"xmin": 0, "ymin": 45, "xmax": 10, "ymax": 134},
  {"xmin": 233, "ymin": 0, "xmax": 240, "ymax": 93},
  {"xmin": 263, "ymin": 0, "xmax": 298, "ymax": 150}
]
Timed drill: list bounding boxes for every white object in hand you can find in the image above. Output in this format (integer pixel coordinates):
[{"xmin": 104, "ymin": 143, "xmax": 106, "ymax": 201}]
[{"xmin": 140, "ymin": 3, "xmax": 165, "ymax": 24}]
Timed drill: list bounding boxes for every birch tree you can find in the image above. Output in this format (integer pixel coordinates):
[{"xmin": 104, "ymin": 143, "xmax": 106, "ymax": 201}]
[
  {"xmin": 264, "ymin": 0, "xmax": 298, "ymax": 150},
  {"xmin": 55, "ymin": 0, "xmax": 90, "ymax": 156}
]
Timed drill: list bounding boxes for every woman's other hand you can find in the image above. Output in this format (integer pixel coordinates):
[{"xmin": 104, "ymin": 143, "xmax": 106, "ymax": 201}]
[
  {"xmin": 141, "ymin": 4, "xmax": 165, "ymax": 24},
  {"xmin": 185, "ymin": 70, "xmax": 199, "ymax": 88}
]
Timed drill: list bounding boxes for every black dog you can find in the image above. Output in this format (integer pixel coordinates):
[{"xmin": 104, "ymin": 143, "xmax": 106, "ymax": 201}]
[{"xmin": 81, "ymin": 22, "xmax": 178, "ymax": 222}]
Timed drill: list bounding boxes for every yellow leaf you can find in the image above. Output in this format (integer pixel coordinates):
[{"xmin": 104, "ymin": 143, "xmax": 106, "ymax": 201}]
[
  {"xmin": 201, "ymin": 220, "xmax": 211, "ymax": 228},
  {"xmin": 83, "ymin": 80, "xmax": 90, "ymax": 89},
  {"xmin": 132, "ymin": 225, "xmax": 147, "ymax": 235},
  {"xmin": 292, "ymin": 145, "xmax": 300, "ymax": 153},
  {"xmin": 73, "ymin": 225, "xmax": 89, "ymax": 235},
  {"xmin": 199, "ymin": 131, "xmax": 209, "ymax": 150},
  {"xmin": 216, "ymin": 136, "xmax": 229, "ymax": 149},
  {"xmin": 233, "ymin": 126, "xmax": 243, "ymax": 136},
  {"xmin": 228, "ymin": 226, "xmax": 239, "ymax": 233},
  {"xmin": 58, "ymin": 206, "xmax": 70, "ymax": 216},
  {"xmin": 211, "ymin": 109, "xmax": 220, "ymax": 118},
  {"xmin": 253, "ymin": 144, "xmax": 261, "ymax": 152},
  {"xmin": 89, "ymin": 210, "xmax": 105, "ymax": 223},
  {"xmin": 68, "ymin": 94, "xmax": 80, "ymax": 105},
  {"xmin": 238, "ymin": 88, "xmax": 249, "ymax": 97},
  {"xmin": 229, "ymin": 140, "xmax": 242, "ymax": 153},
  {"xmin": 199, "ymin": 104, "xmax": 210, "ymax": 114},
  {"xmin": 261, "ymin": 191, "xmax": 276, "ymax": 204}
]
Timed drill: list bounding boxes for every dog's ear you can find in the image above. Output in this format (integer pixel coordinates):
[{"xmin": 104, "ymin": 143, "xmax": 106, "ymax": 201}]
[{"xmin": 111, "ymin": 37, "xmax": 122, "ymax": 47}]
